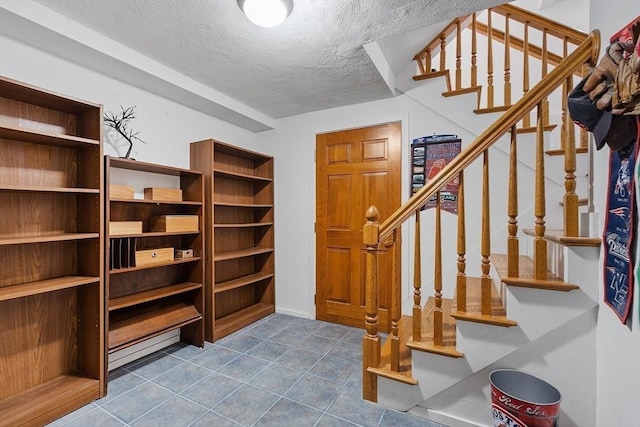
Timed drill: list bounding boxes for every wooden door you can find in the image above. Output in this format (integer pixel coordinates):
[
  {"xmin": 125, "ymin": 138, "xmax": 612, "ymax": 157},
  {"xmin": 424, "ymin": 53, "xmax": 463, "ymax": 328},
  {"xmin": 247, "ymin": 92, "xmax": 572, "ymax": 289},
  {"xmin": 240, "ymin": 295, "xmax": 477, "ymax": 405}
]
[{"xmin": 316, "ymin": 122, "xmax": 401, "ymax": 332}]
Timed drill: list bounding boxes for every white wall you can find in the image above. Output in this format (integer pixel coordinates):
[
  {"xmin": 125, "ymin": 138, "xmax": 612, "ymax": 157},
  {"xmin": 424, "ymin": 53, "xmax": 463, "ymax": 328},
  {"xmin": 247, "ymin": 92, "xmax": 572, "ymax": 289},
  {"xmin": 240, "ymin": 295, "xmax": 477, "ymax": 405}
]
[
  {"xmin": 588, "ymin": 3, "xmax": 640, "ymax": 426},
  {"xmin": 0, "ymin": 35, "xmax": 261, "ymax": 166},
  {"xmin": 259, "ymin": 94, "xmax": 479, "ymax": 318}
]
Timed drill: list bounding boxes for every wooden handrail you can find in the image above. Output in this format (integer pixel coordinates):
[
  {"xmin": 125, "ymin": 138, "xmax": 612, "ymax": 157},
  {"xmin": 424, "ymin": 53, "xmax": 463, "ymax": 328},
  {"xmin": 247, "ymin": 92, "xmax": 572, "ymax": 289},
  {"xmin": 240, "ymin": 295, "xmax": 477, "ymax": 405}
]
[
  {"xmin": 490, "ymin": 4, "xmax": 586, "ymax": 44},
  {"xmin": 379, "ymin": 30, "xmax": 599, "ymax": 241}
]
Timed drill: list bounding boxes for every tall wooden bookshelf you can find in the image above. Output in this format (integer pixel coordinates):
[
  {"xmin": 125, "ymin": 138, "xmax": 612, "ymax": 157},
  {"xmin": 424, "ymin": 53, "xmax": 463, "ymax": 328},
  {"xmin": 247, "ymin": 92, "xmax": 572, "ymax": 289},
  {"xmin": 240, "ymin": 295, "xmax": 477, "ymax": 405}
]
[
  {"xmin": 190, "ymin": 139, "xmax": 275, "ymax": 341},
  {"xmin": 0, "ymin": 76, "xmax": 105, "ymax": 424},
  {"xmin": 105, "ymin": 157, "xmax": 204, "ymax": 366}
]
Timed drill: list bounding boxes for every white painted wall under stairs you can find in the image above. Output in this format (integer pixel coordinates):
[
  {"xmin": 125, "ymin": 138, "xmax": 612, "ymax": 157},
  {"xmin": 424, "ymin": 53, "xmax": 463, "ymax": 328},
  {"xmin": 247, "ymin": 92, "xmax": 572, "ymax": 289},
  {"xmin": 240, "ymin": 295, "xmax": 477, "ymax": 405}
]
[{"xmin": 375, "ymin": 39, "xmax": 601, "ymax": 426}]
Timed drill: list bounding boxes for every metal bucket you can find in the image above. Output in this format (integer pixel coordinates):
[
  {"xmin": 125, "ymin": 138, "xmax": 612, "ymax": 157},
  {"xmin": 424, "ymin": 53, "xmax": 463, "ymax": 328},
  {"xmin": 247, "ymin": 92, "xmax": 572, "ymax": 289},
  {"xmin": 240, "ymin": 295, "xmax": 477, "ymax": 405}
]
[{"xmin": 490, "ymin": 369, "xmax": 562, "ymax": 427}]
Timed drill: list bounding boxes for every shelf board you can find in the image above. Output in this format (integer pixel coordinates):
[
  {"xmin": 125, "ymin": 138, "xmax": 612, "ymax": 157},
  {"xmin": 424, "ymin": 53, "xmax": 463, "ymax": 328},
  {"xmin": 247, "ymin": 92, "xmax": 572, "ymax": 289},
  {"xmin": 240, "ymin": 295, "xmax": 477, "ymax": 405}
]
[
  {"xmin": 0, "ymin": 124, "xmax": 100, "ymax": 148},
  {"xmin": 0, "ymin": 374, "xmax": 100, "ymax": 427},
  {"xmin": 215, "ymin": 272, "xmax": 274, "ymax": 294},
  {"xmin": 214, "ymin": 201, "xmax": 273, "ymax": 208},
  {"xmin": 108, "ymin": 156, "xmax": 202, "ymax": 177},
  {"xmin": 108, "ymin": 231, "xmax": 199, "ymax": 238},
  {"xmin": 214, "ymin": 302, "xmax": 274, "ymax": 339},
  {"xmin": 0, "ymin": 275, "xmax": 99, "ymax": 302},
  {"xmin": 0, "ymin": 184, "xmax": 99, "ymax": 193},
  {"xmin": 214, "ymin": 247, "xmax": 274, "ymax": 261},
  {"xmin": 109, "ymin": 282, "xmax": 202, "ymax": 311},
  {"xmin": 109, "ymin": 197, "xmax": 201, "ymax": 206},
  {"xmin": 0, "ymin": 232, "xmax": 100, "ymax": 246},
  {"xmin": 214, "ymin": 168, "xmax": 273, "ymax": 182},
  {"xmin": 108, "ymin": 256, "xmax": 201, "ymax": 275},
  {"xmin": 214, "ymin": 222, "xmax": 273, "ymax": 228},
  {"xmin": 108, "ymin": 302, "xmax": 202, "ymax": 352}
]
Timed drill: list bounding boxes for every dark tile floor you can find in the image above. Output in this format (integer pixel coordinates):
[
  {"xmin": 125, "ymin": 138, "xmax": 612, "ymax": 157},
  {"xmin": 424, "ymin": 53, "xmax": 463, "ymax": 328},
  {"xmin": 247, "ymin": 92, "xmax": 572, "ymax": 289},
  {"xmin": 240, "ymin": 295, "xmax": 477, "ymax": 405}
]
[{"xmin": 48, "ymin": 314, "xmax": 446, "ymax": 427}]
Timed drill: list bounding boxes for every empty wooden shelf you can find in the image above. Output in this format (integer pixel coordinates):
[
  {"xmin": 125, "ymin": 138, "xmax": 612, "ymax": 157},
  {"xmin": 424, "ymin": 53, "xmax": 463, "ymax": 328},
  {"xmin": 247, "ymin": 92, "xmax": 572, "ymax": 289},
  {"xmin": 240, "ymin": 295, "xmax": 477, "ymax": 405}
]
[
  {"xmin": 190, "ymin": 139, "xmax": 275, "ymax": 341},
  {"xmin": 0, "ymin": 75, "xmax": 105, "ymax": 425}
]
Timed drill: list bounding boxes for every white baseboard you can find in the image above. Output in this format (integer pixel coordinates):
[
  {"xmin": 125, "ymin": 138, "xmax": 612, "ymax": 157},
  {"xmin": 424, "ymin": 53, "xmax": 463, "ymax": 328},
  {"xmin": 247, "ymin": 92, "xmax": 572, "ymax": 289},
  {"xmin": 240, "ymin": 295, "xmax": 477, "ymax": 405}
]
[
  {"xmin": 275, "ymin": 307, "xmax": 312, "ymax": 319},
  {"xmin": 108, "ymin": 330, "xmax": 181, "ymax": 371},
  {"xmin": 408, "ymin": 406, "xmax": 488, "ymax": 427}
]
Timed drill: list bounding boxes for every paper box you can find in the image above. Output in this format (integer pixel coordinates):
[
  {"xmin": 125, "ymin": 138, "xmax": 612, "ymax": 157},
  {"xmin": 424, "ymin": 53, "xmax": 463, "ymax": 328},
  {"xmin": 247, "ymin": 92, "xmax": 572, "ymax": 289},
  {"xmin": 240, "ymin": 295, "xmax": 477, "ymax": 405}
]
[
  {"xmin": 150, "ymin": 215, "xmax": 199, "ymax": 233},
  {"xmin": 135, "ymin": 247, "xmax": 174, "ymax": 266},
  {"xmin": 175, "ymin": 249, "xmax": 194, "ymax": 259},
  {"xmin": 110, "ymin": 184, "xmax": 135, "ymax": 199},
  {"xmin": 109, "ymin": 221, "xmax": 143, "ymax": 236},
  {"xmin": 144, "ymin": 187, "xmax": 182, "ymax": 201}
]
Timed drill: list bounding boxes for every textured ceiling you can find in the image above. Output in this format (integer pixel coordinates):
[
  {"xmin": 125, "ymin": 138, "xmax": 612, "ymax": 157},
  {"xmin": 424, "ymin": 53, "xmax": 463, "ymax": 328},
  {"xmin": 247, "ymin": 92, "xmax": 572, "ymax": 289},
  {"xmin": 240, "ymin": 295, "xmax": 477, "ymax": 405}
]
[{"xmin": 30, "ymin": 0, "xmax": 509, "ymax": 120}]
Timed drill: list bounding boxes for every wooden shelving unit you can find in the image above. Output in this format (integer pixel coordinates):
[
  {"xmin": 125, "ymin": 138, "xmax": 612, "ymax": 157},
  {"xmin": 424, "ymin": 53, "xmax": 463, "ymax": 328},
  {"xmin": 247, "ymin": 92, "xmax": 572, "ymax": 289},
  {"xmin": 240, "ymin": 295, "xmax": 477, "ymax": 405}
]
[
  {"xmin": 105, "ymin": 156, "xmax": 205, "ymax": 358},
  {"xmin": 0, "ymin": 76, "xmax": 105, "ymax": 424},
  {"xmin": 190, "ymin": 139, "xmax": 275, "ymax": 341}
]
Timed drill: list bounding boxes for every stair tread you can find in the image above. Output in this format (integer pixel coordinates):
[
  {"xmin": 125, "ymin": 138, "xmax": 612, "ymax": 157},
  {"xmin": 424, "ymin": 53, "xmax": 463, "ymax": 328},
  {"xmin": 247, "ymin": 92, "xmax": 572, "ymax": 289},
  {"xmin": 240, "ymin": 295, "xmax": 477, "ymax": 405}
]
[
  {"xmin": 407, "ymin": 297, "xmax": 463, "ymax": 358},
  {"xmin": 368, "ymin": 316, "xmax": 418, "ymax": 385},
  {"xmin": 474, "ymin": 105, "xmax": 511, "ymax": 114},
  {"xmin": 451, "ymin": 277, "xmax": 517, "ymax": 327},
  {"xmin": 522, "ymin": 228, "xmax": 601, "ymax": 247},
  {"xmin": 517, "ymin": 124, "xmax": 557, "ymax": 134},
  {"xmin": 492, "ymin": 254, "xmax": 580, "ymax": 291},
  {"xmin": 442, "ymin": 86, "xmax": 482, "ymax": 97},
  {"xmin": 413, "ymin": 70, "xmax": 449, "ymax": 81},
  {"xmin": 546, "ymin": 147, "xmax": 589, "ymax": 156}
]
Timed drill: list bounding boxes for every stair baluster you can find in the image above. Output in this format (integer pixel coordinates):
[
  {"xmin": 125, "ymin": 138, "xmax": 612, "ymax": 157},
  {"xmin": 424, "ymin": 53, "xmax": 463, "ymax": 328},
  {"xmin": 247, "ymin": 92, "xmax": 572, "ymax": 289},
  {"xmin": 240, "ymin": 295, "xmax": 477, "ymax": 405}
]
[
  {"xmin": 486, "ymin": 9, "xmax": 494, "ymax": 109},
  {"xmin": 413, "ymin": 210, "xmax": 422, "ymax": 342},
  {"xmin": 508, "ymin": 126, "xmax": 520, "ymax": 277},
  {"xmin": 471, "ymin": 14, "xmax": 478, "ymax": 88},
  {"xmin": 534, "ymin": 103, "xmax": 548, "ymax": 279},
  {"xmin": 504, "ymin": 13, "xmax": 512, "ymax": 106},
  {"xmin": 363, "ymin": 206, "xmax": 381, "ymax": 402},
  {"xmin": 389, "ymin": 229, "xmax": 401, "ymax": 372},
  {"xmin": 455, "ymin": 21, "xmax": 462, "ymax": 91},
  {"xmin": 523, "ymin": 21, "xmax": 531, "ymax": 128},
  {"xmin": 434, "ymin": 192, "xmax": 444, "ymax": 345},
  {"xmin": 481, "ymin": 150, "xmax": 493, "ymax": 315},
  {"xmin": 456, "ymin": 171, "xmax": 467, "ymax": 311}
]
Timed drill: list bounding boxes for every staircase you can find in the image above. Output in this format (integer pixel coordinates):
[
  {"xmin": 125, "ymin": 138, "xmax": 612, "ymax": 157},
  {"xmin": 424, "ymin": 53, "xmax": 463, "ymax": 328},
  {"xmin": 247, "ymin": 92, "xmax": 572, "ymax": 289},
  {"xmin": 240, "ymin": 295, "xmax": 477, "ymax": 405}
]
[{"xmin": 361, "ymin": 5, "xmax": 602, "ymax": 427}]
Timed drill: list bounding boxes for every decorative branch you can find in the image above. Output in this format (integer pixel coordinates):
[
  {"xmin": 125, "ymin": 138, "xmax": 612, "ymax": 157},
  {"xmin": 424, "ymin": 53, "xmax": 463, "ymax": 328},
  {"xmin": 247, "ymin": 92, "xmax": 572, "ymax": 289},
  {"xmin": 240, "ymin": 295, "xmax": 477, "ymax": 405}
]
[{"xmin": 104, "ymin": 106, "xmax": 146, "ymax": 159}]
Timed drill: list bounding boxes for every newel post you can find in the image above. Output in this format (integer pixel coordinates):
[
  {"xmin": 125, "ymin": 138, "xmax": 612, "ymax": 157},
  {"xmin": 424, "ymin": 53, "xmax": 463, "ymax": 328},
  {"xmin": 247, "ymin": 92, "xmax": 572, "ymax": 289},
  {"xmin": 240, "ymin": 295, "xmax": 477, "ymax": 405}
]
[{"xmin": 362, "ymin": 206, "xmax": 380, "ymax": 402}]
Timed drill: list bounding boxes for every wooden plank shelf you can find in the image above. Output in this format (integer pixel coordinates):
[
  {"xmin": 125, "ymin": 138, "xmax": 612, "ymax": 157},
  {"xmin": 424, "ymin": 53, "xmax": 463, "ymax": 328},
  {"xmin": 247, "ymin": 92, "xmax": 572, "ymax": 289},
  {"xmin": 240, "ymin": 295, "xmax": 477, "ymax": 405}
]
[
  {"xmin": 214, "ymin": 222, "xmax": 274, "ymax": 228},
  {"xmin": 213, "ymin": 168, "xmax": 273, "ymax": 182},
  {"xmin": 0, "ymin": 276, "xmax": 99, "ymax": 302},
  {"xmin": 0, "ymin": 375, "xmax": 100, "ymax": 427},
  {"xmin": 214, "ymin": 201, "xmax": 273, "ymax": 208},
  {"xmin": 108, "ymin": 257, "xmax": 201, "ymax": 274},
  {"xmin": 0, "ymin": 124, "xmax": 100, "ymax": 148},
  {"xmin": 0, "ymin": 232, "xmax": 99, "ymax": 246},
  {"xmin": 109, "ymin": 197, "xmax": 202, "ymax": 206},
  {"xmin": 0, "ymin": 184, "xmax": 100, "ymax": 193},
  {"xmin": 108, "ymin": 157, "xmax": 198, "ymax": 177},
  {"xmin": 214, "ymin": 247, "xmax": 273, "ymax": 261},
  {"xmin": 214, "ymin": 302, "xmax": 274, "ymax": 339},
  {"xmin": 215, "ymin": 272, "xmax": 274, "ymax": 294},
  {"xmin": 108, "ymin": 231, "xmax": 200, "ymax": 238},
  {"xmin": 108, "ymin": 302, "xmax": 202, "ymax": 352},
  {"xmin": 109, "ymin": 282, "xmax": 202, "ymax": 311}
]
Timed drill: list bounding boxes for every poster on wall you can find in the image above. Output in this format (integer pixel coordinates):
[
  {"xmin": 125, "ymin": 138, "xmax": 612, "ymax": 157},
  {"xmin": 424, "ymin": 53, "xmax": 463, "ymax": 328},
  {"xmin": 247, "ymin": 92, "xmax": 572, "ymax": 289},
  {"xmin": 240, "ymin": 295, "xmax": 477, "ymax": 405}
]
[{"xmin": 411, "ymin": 134, "xmax": 461, "ymax": 214}]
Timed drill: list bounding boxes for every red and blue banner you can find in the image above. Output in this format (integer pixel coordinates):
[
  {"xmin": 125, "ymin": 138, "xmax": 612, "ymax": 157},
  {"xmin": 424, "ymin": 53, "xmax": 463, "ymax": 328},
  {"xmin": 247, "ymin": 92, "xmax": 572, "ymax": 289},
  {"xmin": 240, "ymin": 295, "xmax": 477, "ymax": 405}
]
[{"xmin": 603, "ymin": 141, "xmax": 638, "ymax": 323}]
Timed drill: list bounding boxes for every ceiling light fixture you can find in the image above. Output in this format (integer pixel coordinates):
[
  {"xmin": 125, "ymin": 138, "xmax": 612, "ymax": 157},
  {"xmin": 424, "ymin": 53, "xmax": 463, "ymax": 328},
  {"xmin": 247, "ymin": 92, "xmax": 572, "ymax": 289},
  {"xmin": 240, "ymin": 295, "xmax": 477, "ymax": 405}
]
[{"xmin": 237, "ymin": 0, "xmax": 293, "ymax": 28}]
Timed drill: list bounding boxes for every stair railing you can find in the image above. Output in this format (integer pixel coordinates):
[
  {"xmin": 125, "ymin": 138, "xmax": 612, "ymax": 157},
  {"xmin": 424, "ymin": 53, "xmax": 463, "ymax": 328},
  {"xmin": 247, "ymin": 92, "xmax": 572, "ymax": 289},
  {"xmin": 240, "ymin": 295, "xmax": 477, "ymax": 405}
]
[
  {"xmin": 363, "ymin": 30, "xmax": 600, "ymax": 402},
  {"xmin": 414, "ymin": 3, "xmax": 590, "ymax": 238}
]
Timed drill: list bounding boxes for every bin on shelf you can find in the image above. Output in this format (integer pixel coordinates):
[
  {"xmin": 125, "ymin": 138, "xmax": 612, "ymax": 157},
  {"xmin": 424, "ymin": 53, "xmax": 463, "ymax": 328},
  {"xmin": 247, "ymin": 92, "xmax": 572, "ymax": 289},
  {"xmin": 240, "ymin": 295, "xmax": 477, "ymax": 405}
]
[{"xmin": 490, "ymin": 369, "xmax": 561, "ymax": 427}]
